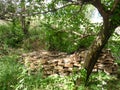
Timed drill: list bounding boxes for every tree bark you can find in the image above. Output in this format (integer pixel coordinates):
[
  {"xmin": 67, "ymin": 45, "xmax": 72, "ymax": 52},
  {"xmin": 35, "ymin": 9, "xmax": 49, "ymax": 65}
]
[
  {"xmin": 21, "ymin": 15, "xmax": 29, "ymax": 35},
  {"xmin": 20, "ymin": 1, "xmax": 29, "ymax": 35},
  {"xmin": 83, "ymin": 0, "xmax": 120, "ymax": 83}
]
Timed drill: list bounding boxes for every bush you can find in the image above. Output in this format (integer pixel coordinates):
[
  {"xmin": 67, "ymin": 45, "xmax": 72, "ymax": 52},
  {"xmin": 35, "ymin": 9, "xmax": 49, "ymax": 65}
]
[
  {"xmin": 0, "ymin": 55, "xmax": 22, "ymax": 90},
  {"xmin": 0, "ymin": 24, "xmax": 24, "ymax": 48},
  {"xmin": 45, "ymin": 28, "xmax": 94, "ymax": 53}
]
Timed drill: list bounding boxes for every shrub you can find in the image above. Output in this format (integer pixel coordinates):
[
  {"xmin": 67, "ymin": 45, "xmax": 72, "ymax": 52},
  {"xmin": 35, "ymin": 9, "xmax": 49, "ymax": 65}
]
[
  {"xmin": 0, "ymin": 24, "xmax": 24, "ymax": 48},
  {"xmin": 0, "ymin": 55, "xmax": 22, "ymax": 90}
]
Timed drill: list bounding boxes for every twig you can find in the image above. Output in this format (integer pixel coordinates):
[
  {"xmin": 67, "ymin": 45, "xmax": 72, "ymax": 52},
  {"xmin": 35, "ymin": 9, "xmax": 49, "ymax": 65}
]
[
  {"xmin": 111, "ymin": 0, "xmax": 120, "ymax": 13},
  {"xmin": 19, "ymin": 3, "xmax": 79, "ymax": 17},
  {"xmin": 0, "ymin": 3, "xmax": 79, "ymax": 21}
]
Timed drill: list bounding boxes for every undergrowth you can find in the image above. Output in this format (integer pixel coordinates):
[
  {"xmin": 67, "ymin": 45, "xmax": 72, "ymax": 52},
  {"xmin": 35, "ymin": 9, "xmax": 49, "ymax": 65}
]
[
  {"xmin": 0, "ymin": 23, "xmax": 120, "ymax": 90},
  {"xmin": 0, "ymin": 53, "xmax": 119, "ymax": 90}
]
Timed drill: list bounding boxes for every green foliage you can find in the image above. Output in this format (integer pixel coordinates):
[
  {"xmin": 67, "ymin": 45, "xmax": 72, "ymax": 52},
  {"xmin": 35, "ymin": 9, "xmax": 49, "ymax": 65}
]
[
  {"xmin": 0, "ymin": 0, "xmax": 120, "ymax": 89},
  {"xmin": 0, "ymin": 44, "xmax": 9, "ymax": 55},
  {"xmin": 101, "ymin": 0, "xmax": 114, "ymax": 10},
  {"xmin": 110, "ymin": 3, "xmax": 120, "ymax": 26},
  {"xmin": 0, "ymin": 24, "xmax": 24, "ymax": 47},
  {"xmin": 14, "ymin": 68, "xmax": 86, "ymax": 90},
  {"xmin": 22, "ymin": 36, "xmax": 45, "ymax": 51},
  {"xmin": 0, "ymin": 1, "xmax": 100, "ymax": 53},
  {"xmin": 87, "ymin": 71, "xmax": 119, "ymax": 90},
  {"xmin": 107, "ymin": 33, "xmax": 120, "ymax": 65},
  {"xmin": 0, "ymin": 55, "xmax": 22, "ymax": 90},
  {"xmin": 36, "ymin": 5, "xmax": 98, "ymax": 53},
  {"xmin": 13, "ymin": 67, "xmax": 43, "ymax": 90},
  {"xmin": 21, "ymin": 25, "xmax": 47, "ymax": 51},
  {"xmin": 0, "ymin": 53, "xmax": 120, "ymax": 90},
  {"xmin": 40, "ymin": 23, "xmax": 95, "ymax": 53}
]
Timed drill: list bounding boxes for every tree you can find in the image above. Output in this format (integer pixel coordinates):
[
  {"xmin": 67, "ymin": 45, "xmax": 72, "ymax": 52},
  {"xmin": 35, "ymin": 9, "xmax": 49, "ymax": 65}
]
[
  {"xmin": 80, "ymin": 0, "xmax": 120, "ymax": 82},
  {"xmin": 0, "ymin": 0, "xmax": 43, "ymax": 35},
  {"xmin": 41, "ymin": 0, "xmax": 120, "ymax": 82}
]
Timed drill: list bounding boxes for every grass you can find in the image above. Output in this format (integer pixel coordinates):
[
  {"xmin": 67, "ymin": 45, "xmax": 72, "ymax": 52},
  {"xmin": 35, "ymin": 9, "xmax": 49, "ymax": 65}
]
[
  {"xmin": 0, "ymin": 24, "xmax": 120, "ymax": 90},
  {"xmin": 0, "ymin": 51, "xmax": 120, "ymax": 90},
  {"xmin": 0, "ymin": 55, "xmax": 21, "ymax": 90}
]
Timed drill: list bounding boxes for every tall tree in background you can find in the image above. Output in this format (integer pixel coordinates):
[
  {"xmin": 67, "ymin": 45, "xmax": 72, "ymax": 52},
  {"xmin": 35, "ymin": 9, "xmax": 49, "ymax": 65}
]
[{"xmin": 0, "ymin": 0, "xmax": 43, "ymax": 35}]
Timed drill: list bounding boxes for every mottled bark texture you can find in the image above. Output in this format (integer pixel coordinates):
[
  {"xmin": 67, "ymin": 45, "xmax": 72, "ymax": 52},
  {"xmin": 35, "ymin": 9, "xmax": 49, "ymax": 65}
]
[{"xmin": 80, "ymin": 0, "xmax": 120, "ymax": 82}]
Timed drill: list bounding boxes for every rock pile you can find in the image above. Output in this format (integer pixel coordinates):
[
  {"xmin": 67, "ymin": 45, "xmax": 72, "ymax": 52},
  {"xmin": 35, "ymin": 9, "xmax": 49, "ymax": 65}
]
[{"xmin": 20, "ymin": 49, "xmax": 118, "ymax": 76}]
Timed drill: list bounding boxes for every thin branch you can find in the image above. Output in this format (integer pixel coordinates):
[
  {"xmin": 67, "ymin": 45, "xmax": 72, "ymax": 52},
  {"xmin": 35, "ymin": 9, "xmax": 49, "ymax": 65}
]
[
  {"xmin": 111, "ymin": 0, "xmax": 120, "ymax": 13},
  {"xmin": 0, "ymin": 3, "xmax": 79, "ymax": 21},
  {"xmin": 21, "ymin": 3, "xmax": 79, "ymax": 17},
  {"xmin": 57, "ymin": 29, "xmax": 96, "ymax": 40}
]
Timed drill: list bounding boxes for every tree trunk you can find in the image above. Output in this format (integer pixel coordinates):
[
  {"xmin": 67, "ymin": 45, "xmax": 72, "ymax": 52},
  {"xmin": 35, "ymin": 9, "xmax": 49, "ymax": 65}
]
[
  {"xmin": 83, "ymin": 0, "xmax": 120, "ymax": 83},
  {"xmin": 21, "ymin": 15, "xmax": 29, "ymax": 35},
  {"xmin": 84, "ymin": 24, "xmax": 114, "ymax": 82},
  {"xmin": 20, "ymin": 1, "xmax": 29, "ymax": 35}
]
